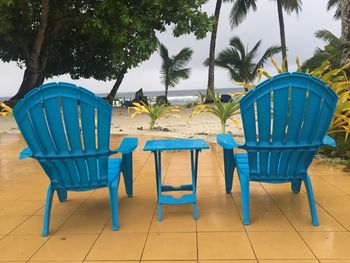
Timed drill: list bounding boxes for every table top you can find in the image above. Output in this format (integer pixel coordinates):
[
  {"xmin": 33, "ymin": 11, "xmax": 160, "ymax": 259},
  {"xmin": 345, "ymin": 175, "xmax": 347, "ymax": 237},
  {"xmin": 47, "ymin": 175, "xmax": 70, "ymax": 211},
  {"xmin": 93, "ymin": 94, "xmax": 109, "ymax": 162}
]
[{"xmin": 143, "ymin": 139, "xmax": 209, "ymax": 152}]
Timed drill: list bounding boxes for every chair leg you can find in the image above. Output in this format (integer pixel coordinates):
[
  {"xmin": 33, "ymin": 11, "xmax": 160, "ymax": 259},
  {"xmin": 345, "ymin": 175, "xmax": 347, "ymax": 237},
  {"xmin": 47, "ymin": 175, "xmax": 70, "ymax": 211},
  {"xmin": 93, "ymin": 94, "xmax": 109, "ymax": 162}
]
[
  {"xmin": 57, "ymin": 190, "xmax": 67, "ymax": 202},
  {"xmin": 223, "ymin": 149, "xmax": 235, "ymax": 193},
  {"xmin": 108, "ymin": 182, "xmax": 119, "ymax": 231},
  {"xmin": 42, "ymin": 184, "xmax": 54, "ymax": 237},
  {"xmin": 291, "ymin": 180, "xmax": 302, "ymax": 193},
  {"xmin": 240, "ymin": 176, "xmax": 250, "ymax": 225},
  {"xmin": 304, "ymin": 175, "xmax": 319, "ymax": 226},
  {"xmin": 158, "ymin": 204, "xmax": 163, "ymax": 221},
  {"xmin": 122, "ymin": 153, "xmax": 133, "ymax": 197},
  {"xmin": 193, "ymin": 203, "xmax": 198, "ymax": 220}
]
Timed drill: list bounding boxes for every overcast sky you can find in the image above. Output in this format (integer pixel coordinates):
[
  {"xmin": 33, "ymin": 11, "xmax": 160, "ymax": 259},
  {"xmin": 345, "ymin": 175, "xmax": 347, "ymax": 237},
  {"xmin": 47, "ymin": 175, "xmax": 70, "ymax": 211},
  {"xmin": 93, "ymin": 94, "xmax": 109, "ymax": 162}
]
[{"xmin": 0, "ymin": 0, "xmax": 340, "ymax": 97}]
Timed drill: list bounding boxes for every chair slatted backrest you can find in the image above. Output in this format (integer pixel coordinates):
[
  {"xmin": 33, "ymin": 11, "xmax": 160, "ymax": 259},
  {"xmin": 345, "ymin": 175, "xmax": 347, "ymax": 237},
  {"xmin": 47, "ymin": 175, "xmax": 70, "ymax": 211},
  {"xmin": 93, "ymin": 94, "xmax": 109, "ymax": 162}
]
[
  {"xmin": 239, "ymin": 72, "xmax": 338, "ymax": 181},
  {"xmin": 14, "ymin": 83, "xmax": 112, "ymax": 190}
]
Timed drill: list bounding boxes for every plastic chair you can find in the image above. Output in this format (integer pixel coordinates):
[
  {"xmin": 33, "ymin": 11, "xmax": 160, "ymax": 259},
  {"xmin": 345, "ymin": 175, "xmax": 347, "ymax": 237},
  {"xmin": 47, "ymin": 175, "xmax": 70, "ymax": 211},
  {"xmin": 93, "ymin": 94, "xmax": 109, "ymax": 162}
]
[
  {"xmin": 13, "ymin": 82, "xmax": 138, "ymax": 236},
  {"xmin": 217, "ymin": 72, "xmax": 338, "ymax": 226}
]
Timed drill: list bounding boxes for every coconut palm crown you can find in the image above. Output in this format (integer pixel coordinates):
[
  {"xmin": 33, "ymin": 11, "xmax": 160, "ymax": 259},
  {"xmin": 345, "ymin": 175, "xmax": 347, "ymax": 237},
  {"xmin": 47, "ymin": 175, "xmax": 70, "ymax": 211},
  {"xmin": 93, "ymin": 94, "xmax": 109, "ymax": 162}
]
[
  {"xmin": 327, "ymin": 0, "xmax": 340, "ymax": 20},
  {"xmin": 159, "ymin": 43, "xmax": 193, "ymax": 99},
  {"xmin": 207, "ymin": 36, "xmax": 281, "ymax": 91},
  {"xmin": 229, "ymin": 0, "xmax": 302, "ymax": 71}
]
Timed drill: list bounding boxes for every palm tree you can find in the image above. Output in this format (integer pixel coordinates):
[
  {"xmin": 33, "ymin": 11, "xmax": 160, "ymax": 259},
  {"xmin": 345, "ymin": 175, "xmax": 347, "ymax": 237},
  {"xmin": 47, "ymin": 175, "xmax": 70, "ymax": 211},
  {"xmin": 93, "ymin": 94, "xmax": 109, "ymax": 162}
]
[
  {"xmin": 341, "ymin": 0, "xmax": 350, "ymax": 74},
  {"xmin": 302, "ymin": 30, "xmax": 341, "ymax": 71},
  {"xmin": 230, "ymin": 0, "xmax": 302, "ymax": 71},
  {"xmin": 207, "ymin": 0, "xmax": 223, "ymax": 102},
  {"xmin": 327, "ymin": 0, "xmax": 341, "ymax": 20},
  {"xmin": 208, "ymin": 36, "xmax": 281, "ymax": 91},
  {"xmin": 159, "ymin": 43, "xmax": 193, "ymax": 99}
]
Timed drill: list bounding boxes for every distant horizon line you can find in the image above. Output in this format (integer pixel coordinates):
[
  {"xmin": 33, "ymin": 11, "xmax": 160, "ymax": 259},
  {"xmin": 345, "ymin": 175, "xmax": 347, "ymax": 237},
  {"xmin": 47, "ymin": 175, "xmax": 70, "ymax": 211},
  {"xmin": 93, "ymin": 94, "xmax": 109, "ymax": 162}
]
[{"xmin": 0, "ymin": 86, "xmax": 243, "ymax": 99}]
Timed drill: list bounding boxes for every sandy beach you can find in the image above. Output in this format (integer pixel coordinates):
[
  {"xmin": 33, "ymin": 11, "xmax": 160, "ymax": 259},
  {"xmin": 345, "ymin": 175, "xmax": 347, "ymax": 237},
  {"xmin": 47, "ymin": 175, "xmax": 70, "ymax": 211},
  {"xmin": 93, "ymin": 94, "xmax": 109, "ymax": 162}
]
[{"xmin": 0, "ymin": 106, "xmax": 244, "ymax": 144}]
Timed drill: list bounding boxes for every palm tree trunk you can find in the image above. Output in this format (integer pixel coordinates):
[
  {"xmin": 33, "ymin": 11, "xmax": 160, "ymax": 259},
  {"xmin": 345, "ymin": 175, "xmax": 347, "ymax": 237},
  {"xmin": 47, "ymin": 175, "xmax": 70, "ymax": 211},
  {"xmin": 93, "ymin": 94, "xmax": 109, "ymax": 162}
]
[
  {"xmin": 276, "ymin": 0, "xmax": 288, "ymax": 71},
  {"xmin": 106, "ymin": 67, "xmax": 127, "ymax": 104},
  {"xmin": 165, "ymin": 84, "xmax": 169, "ymax": 99},
  {"xmin": 7, "ymin": 0, "xmax": 49, "ymax": 107},
  {"xmin": 206, "ymin": 0, "xmax": 222, "ymax": 102},
  {"xmin": 341, "ymin": 0, "xmax": 350, "ymax": 76}
]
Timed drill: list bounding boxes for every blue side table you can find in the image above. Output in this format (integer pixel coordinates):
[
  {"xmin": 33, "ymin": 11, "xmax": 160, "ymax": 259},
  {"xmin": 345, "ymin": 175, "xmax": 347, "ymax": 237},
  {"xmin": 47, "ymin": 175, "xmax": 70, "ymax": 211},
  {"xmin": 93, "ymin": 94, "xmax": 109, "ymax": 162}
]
[{"xmin": 144, "ymin": 139, "xmax": 209, "ymax": 221}]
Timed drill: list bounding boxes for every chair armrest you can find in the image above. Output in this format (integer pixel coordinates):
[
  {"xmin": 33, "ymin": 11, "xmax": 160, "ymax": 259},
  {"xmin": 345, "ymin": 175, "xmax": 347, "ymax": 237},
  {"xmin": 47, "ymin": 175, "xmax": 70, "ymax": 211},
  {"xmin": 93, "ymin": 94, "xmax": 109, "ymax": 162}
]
[
  {"xmin": 217, "ymin": 134, "xmax": 240, "ymax": 149},
  {"xmin": 111, "ymin": 137, "xmax": 138, "ymax": 154},
  {"xmin": 19, "ymin": 147, "xmax": 33, "ymax": 160},
  {"xmin": 322, "ymin": 135, "xmax": 336, "ymax": 147}
]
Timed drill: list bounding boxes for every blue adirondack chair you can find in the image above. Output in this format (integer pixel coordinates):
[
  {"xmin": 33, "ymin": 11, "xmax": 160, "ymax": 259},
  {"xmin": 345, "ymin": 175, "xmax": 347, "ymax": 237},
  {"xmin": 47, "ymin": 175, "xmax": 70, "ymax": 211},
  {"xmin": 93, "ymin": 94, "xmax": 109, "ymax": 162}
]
[
  {"xmin": 13, "ymin": 82, "xmax": 138, "ymax": 236},
  {"xmin": 217, "ymin": 72, "xmax": 338, "ymax": 226}
]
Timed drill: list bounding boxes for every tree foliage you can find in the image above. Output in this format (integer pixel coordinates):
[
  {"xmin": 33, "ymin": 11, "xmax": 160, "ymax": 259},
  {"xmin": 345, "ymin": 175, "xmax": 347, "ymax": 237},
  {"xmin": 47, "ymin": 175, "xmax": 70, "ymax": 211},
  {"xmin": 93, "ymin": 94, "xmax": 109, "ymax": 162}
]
[
  {"xmin": 0, "ymin": 0, "xmax": 213, "ymax": 104},
  {"xmin": 302, "ymin": 30, "xmax": 341, "ymax": 72},
  {"xmin": 159, "ymin": 43, "xmax": 193, "ymax": 98},
  {"xmin": 205, "ymin": 36, "xmax": 281, "ymax": 90},
  {"xmin": 229, "ymin": 0, "xmax": 301, "ymax": 27},
  {"xmin": 327, "ymin": 0, "xmax": 341, "ymax": 20}
]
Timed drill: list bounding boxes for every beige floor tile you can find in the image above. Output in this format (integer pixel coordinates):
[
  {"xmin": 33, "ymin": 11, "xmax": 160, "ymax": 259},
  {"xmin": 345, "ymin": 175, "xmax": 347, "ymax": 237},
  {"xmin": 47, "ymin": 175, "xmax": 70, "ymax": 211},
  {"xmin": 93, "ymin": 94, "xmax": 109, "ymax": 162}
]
[
  {"xmin": 150, "ymin": 211, "xmax": 196, "ymax": 232},
  {"xmin": 300, "ymin": 232, "xmax": 350, "ymax": 259},
  {"xmin": 142, "ymin": 232, "xmax": 197, "ymax": 260},
  {"xmin": 142, "ymin": 261, "xmax": 196, "ymax": 263},
  {"xmin": 119, "ymin": 196, "xmax": 157, "ymax": 214},
  {"xmin": 36, "ymin": 200, "xmax": 84, "ymax": 216},
  {"xmin": 11, "ymin": 215, "xmax": 67, "ymax": 235},
  {"xmin": 244, "ymin": 210, "xmax": 295, "ymax": 232},
  {"xmin": 197, "ymin": 197, "xmax": 237, "ymax": 213},
  {"xmin": 31, "ymin": 261, "xmax": 81, "ymax": 263},
  {"xmin": 320, "ymin": 260, "xmax": 350, "ymax": 263},
  {"xmin": 269, "ymin": 192, "xmax": 324, "ymax": 212},
  {"xmin": 74, "ymin": 198, "xmax": 113, "ymax": 215},
  {"xmin": 259, "ymin": 261, "xmax": 318, "ymax": 263},
  {"xmin": 285, "ymin": 211, "xmax": 346, "ymax": 232},
  {"xmin": 197, "ymin": 211, "xmax": 244, "ymax": 231},
  {"xmin": 86, "ymin": 261, "xmax": 137, "ymax": 263},
  {"xmin": 1, "ymin": 134, "xmax": 350, "ymax": 262},
  {"xmin": 248, "ymin": 232, "xmax": 315, "ymax": 259},
  {"xmin": 104, "ymin": 212, "xmax": 153, "ymax": 233},
  {"xmin": 0, "ymin": 190, "xmax": 24, "ymax": 201},
  {"xmin": 198, "ymin": 232, "xmax": 255, "ymax": 260},
  {"xmin": 86, "ymin": 232, "xmax": 147, "ymax": 260},
  {"xmin": 197, "ymin": 186, "xmax": 228, "ymax": 198},
  {"xmin": 56, "ymin": 213, "xmax": 110, "ymax": 234},
  {"xmin": 0, "ymin": 215, "xmax": 28, "ymax": 235},
  {"xmin": 31, "ymin": 234, "xmax": 98, "ymax": 261},
  {"xmin": 235, "ymin": 195, "xmax": 281, "ymax": 212},
  {"xmin": 0, "ymin": 201, "xmax": 44, "ymax": 216},
  {"xmin": 0, "ymin": 235, "xmax": 46, "ymax": 261},
  {"xmin": 200, "ymin": 261, "xmax": 257, "ymax": 263},
  {"xmin": 327, "ymin": 210, "xmax": 350, "ymax": 231}
]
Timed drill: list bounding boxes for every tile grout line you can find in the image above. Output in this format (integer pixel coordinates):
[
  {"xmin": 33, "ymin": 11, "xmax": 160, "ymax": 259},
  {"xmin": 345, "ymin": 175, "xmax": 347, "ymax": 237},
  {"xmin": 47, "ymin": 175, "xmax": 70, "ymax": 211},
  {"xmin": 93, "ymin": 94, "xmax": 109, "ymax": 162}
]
[
  {"xmin": 139, "ymin": 150, "xmax": 174, "ymax": 261},
  {"xmin": 214, "ymin": 147, "xmax": 259, "ymax": 262},
  {"xmin": 24, "ymin": 189, "xmax": 96, "ymax": 263},
  {"xmin": 260, "ymin": 183, "xmax": 321, "ymax": 261},
  {"xmin": 83, "ymin": 145, "xmax": 155, "ymax": 262}
]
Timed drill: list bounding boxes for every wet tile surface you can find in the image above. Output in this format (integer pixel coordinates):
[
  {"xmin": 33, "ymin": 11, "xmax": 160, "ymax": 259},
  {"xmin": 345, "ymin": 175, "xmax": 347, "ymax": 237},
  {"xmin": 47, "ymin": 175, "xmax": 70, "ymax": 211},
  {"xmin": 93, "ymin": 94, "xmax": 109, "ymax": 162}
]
[{"xmin": 0, "ymin": 134, "xmax": 349, "ymax": 262}]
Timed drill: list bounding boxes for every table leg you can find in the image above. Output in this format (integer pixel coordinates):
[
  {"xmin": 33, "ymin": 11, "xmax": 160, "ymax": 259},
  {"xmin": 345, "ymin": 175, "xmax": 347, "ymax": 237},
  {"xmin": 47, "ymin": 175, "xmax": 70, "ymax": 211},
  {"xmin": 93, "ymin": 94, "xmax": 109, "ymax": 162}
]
[
  {"xmin": 191, "ymin": 150, "xmax": 200, "ymax": 220},
  {"xmin": 154, "ymin": 151, "xmax": 163, "ymax": 221}
]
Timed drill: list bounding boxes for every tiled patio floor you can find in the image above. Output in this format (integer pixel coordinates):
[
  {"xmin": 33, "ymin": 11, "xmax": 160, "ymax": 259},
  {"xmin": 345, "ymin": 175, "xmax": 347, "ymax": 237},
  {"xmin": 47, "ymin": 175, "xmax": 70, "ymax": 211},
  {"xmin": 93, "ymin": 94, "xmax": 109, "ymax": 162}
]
[{"xmin": 0, "ymin": 133, "xmax": 350, "ymax": 262}]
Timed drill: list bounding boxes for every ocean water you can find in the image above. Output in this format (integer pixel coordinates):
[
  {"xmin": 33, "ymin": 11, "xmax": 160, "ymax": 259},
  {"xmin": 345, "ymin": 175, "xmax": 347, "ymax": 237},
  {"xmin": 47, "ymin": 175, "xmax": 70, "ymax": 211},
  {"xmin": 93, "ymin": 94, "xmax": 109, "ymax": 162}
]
[
  {"xmin": 1, "ymin": 87, "xmax": 244, "ymax": 105},
  {"xmin": 99, "ymin": 87, "xmax": 244, "ymax": 105}
]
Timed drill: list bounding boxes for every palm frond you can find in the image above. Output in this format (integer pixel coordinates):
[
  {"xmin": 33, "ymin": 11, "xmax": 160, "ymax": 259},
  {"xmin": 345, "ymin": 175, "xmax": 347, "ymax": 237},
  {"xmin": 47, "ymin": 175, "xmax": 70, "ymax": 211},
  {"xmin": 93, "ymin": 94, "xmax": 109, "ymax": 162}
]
[
  {"xmin": 172, "ymin": 47, "xmax": 193, "ymax": 68},
  {"xmin": 315, "ymin": 29, "xmax": 340, "ymax": 46},
  {"xmin": 246, "ymin": 39, "xmax": 262, "ymax": 62},
  {"xmin": 281, "ymin": 0, "xmax": 302, "ymax": 15},
  {"xmin": 229, "ymin": 36, "xmax": 246, "ymax": 59},
  {"xmin": 229, "ymin": 0, "xmax": 257, "ymax": 27},
  {"xmin": 327, "ymin": 0, "xmax": 341, "ymax": 19}
]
